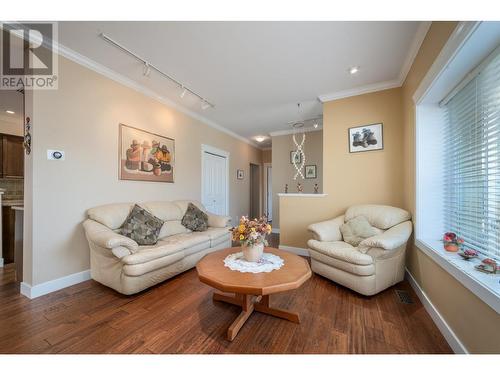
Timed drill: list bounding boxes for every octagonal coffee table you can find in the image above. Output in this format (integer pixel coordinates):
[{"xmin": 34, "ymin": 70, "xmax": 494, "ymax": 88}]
[{"xmin": 196, "ymin": 247, "xmax": 311, "ymax": 341}]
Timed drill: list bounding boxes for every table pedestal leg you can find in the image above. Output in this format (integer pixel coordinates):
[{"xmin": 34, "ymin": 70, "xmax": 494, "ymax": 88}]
[{"xmin": 213, "ymin": 292, "xmax": 300, "ymax": 341}]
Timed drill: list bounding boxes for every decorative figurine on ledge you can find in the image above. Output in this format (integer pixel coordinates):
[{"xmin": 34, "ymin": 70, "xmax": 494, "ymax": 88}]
[
  {"xmin": 297, "ymin": 182, "xmax": 303, "ymax": 193},
  {"xmin": 475, "ymin": 258, "xmax": 499, "ymax": 274},
  {"xmin": 314, "ymin": 183, "xmax": 319, "ymax": 194},
  {"xmin": 285, "ymin": 184, "xmax": 288, "ymax": 194}
]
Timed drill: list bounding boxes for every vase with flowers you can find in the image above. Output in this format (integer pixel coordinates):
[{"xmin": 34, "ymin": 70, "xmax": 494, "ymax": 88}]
[
  {"xmin": 231, "ymin": 216, "xmax": 272, "ymax": 262},
  {"xmin": 442, "ymin": 232, "xmax": 464, "ymax": 252}
]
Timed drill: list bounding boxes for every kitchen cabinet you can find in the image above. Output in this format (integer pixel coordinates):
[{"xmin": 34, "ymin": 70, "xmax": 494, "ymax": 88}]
[
  {"xmin": 1, "ymin": 134, "xmax": 24, "ymax": 179},
  {"xmin": 2, "ymin": 205, "xmax": 15, "ymax": 264}
]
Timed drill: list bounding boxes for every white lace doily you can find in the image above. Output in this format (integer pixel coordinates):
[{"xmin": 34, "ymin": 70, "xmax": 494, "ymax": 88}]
[{"xmin": 223, "ymin": 252, "xmax": 284, "ymax": 273}]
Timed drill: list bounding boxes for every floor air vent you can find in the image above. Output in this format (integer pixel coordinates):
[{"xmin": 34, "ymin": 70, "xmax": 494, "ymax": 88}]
[{"xmin": 395, "ymin": 290, "xmax": 414, "ymax": 304}]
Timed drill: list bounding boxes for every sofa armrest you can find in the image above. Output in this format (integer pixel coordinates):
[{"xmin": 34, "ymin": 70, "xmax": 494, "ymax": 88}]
[
  {"xmin": 358, "ymin": 221, "xmax": 412, "ymax": 252},
  {"xmin": 83, "ymin": 219, "xmax": 139, "ymax": 253},
  {"xmin": 207, "ymin": 213, "xmax": 231, "ymax": 228},
  {"xmin": 307, "ymin": 215, "xmax": 344, "ymax": 242}
]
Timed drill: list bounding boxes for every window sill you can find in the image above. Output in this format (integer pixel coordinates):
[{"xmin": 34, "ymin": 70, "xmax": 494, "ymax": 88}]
[{"xmin": 415, "ymin": 238, "xmax": 500, "ymax": 314}]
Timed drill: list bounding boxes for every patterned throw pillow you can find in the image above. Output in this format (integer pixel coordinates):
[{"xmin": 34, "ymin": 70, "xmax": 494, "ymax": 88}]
[
  {"xmin": 340, "ymin": 215, "xmax": 379, "ymax": 247},
  {"xmin": 120, "ymin": 204, "xmax": 164, "ymax": 245},
  {"xmin": 181, "ymin": 203, "xmax": 208, "ymax": 231}
]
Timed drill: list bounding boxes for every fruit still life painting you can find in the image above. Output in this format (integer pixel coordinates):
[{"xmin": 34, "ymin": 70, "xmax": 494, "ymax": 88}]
[{"xmin": 119, "ymin": 124, "xmax": 175, "ymax": 183}]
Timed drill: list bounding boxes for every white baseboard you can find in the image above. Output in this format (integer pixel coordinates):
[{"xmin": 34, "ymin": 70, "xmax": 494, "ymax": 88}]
[
  {"xmin": 278, "ymin": 245, "xmax": 309, "ymax": 257},
  {"xmin": 271, "ymin": 228, "xmax": 280, "ymax": 234},
  {"xmin": 20, "ymin": 269, "xmax": 91, "ymax": 299},
  {"xmin": 405, "ymin": 268, "xmax": 468, "ymax": 354},
  {"xmin": 0, "ymin": 257, "xmax": 3, "ymax": 268}
]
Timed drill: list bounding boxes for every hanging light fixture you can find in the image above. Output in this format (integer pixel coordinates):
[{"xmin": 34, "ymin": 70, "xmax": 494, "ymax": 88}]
[{"xmin": 292, "ymin": 103, "xmax": 306, "ymax": 180}]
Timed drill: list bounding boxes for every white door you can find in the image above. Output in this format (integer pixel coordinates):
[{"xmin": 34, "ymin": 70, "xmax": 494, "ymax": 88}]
[
  {"xmin": 267, "ymin": 166, "xmax": 272, "ymax": 221},
  {"xmin": 202, "ymin": 148, "xmax": 228, "ymax": 215}
]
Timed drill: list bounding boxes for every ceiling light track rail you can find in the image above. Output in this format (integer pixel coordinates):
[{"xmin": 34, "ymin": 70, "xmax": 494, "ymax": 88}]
[{"xmin": 98, "ymin": 33, "xmax": 215, "ymax": 109}]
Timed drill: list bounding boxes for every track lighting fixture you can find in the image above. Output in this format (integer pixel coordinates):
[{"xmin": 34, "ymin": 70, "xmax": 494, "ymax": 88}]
[{"xmin": 99, "ymin": 33, "xmax": 215, "ymax": 109}]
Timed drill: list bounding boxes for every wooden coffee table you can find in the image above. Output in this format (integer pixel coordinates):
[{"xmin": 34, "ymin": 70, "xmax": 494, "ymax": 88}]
[{"xmin": 196, "ymin": 247, "xmax": 311, "ymax": 341}]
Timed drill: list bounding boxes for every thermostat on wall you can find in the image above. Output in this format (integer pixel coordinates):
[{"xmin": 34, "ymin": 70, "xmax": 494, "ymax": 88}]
[{"xmin": 47, "ymin": 150, "xmax": 65, "ymax": 160}]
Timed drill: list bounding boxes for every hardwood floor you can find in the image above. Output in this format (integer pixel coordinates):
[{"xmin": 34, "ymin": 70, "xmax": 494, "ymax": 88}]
[{"xmin": 0, "ymin": 236, "xmax": 452, "ymax": 354}]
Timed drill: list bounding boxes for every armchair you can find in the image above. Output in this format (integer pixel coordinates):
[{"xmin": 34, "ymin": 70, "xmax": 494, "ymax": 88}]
[{"xmin": 307, "ymin": 204, "xmax": 412, "ymax": 296}]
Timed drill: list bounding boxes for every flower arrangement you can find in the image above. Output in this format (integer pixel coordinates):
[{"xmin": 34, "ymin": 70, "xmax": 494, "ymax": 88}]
[
  {"xmin": 442, "ymin": 232, "xmax": 464, "ymax": 252},
  {"xmin": 231, "ymin": 216, "xmax": 272, "ymax": 247}
]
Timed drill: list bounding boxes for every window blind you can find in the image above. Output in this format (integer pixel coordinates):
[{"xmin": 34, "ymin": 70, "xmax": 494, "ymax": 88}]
[{"xmin": 444, "ymin": 49, "xmax": 500, "ymax": 260}]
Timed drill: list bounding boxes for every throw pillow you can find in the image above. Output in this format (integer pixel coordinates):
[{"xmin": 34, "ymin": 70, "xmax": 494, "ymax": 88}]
[
  {"xmin": 120, "ymin": 204, "xmax": 164, "ymax": 246},
  {"xmin": 340, "ymin": 215, "xmax": 378, "ymax": 247},
  {"xmin": 181, "ymin": 202, "xmax": 208, "ymax": 231}
]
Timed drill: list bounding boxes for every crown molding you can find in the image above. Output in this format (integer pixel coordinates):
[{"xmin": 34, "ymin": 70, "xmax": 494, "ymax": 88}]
[
  {"xmin": 318, "ymin": 21, "xmax": 431, "ymax": 103},
  {"xmin": 50, "ymin": 39, "xmax": 263, "ymax": 150},
  {"xmin": 269, "ymin": 125, "xmax": 322, "ymax": 137},
  {"xmin": 317, "ymin": 79, "xmax": 400, "ymax": 103},
  {"xmin": 398, "ymin": 21, "xmax": 432, "ymax": 85}
]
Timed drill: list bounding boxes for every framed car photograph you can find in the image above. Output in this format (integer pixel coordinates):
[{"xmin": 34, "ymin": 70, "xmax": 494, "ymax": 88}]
[
  {"xmin": 237, "ymin": 169, "xmax": 244, "ymax": 180},
  {"xmin": 348, "ymin": 123, "xmax": 383, "ymax": 153}
]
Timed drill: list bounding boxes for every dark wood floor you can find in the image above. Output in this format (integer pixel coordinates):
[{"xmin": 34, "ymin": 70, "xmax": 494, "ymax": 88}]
[{"xmin": 0, "ymin": 235, "xmax": 452, "ymax": 354}]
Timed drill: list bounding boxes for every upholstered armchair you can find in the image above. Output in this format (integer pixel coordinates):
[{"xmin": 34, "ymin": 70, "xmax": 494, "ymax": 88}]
[{"xmin": 307, "ymin": 204, "xmax": 412, "ymax": 296}]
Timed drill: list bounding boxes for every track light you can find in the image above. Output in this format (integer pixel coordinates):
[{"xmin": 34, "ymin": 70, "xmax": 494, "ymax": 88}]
[
  {"xmin": 201, "ymin": 101, "xmax": 210, "ymax": 110},
  {"xmin": 180, "ymin": 87, "xmax": 187, "ymax": 98},
  {"xmin": 313, "ymin": 123, "xmax": 319, "ymax": 129},
  {"xmin": 143, "ymin": 62, "xmax": 151, "ymax": 77},
  {"xmin": 5, "ymin": 110, "xmax": 15, "ymax": 114},
  {"xmin": 349, "ymin": 66, "xmax": 359, "ymax": 75}
]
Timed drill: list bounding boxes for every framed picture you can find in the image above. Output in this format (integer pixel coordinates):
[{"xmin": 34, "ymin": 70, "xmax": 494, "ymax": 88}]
[
  {"xmin": 290, "ymin": 150, "xmax": 302, "ymax": 164},
  {"xmin": 305, "ymin": 165, "xmax": 317, "ymax": 179},
  {"xmin": 237, "ymin": 169, "xmax": 244, "ymax": 180},
  {"xmin": 119, "ymin": 123, "xmax": 175, "ymax": 183},
  {"xmin": 348, "ymin": 123, "xmax": 384, "ymax": 153}
]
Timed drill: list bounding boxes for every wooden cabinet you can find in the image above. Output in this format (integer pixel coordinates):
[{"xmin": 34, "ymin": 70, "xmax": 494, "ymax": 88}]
[
  {"xmin": 1, "ymin": 134, "xmax": 24, "ymax": 179},
  {"xmin": 2, "ymin": 206, "xmax": 15, "ymax": 264}
]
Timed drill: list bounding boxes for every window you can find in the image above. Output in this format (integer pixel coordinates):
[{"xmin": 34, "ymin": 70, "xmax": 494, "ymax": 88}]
[{"xmin": 443, "ymin": 50, "xmax": 500, "ymax": 261}]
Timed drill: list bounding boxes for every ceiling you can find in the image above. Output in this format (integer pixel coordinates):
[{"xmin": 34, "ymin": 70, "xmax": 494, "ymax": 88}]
[{"xmin": 58, "ymin": 21, "xmax": 427, "ymax": 148}]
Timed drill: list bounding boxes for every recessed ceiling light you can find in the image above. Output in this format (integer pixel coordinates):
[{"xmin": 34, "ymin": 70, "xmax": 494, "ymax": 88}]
[
  {"xmin": 5, "ymin": 110, "xmax": 15, "ymax": 114},
  {"xmin": 255, "ymin": 136, "xmax": 266, "ymax": 143},
  {"xmin": 349, "ymin": 66, "xmax": 359, "ymax": 75}
]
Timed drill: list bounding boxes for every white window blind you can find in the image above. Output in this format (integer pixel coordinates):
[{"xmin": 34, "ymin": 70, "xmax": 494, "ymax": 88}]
[{"xmin": 444, "ymin": 50, "xmax": 500, "ymax": 260}]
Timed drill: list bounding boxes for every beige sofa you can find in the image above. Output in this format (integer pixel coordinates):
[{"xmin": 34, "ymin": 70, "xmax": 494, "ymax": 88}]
[
  {"xmin": 307, "ymin": 204, "xmax": 412, "ymax": 296},
  {"xmin": 83, "ymin": 200, "xmax": 231, "ymax": 295}
]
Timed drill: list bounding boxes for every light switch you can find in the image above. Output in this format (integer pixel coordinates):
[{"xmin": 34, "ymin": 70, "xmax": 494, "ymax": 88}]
[{"xmin": 47, "ymin": 150, "xmax": 65, "ymax": 160}]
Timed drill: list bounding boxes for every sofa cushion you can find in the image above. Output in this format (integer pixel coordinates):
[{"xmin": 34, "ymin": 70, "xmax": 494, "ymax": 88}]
[
  {"xmin": 205, "ymin": 227, "xmax": 231, "ymax": 247},
  {"xmin": 307, "ymin": 239, "xmax": 373, "ymax": 266},
  {"xmin": 181, "ymin": 203, "xmax": 208, "ymax": 231},
  {"xmin": 161, "ymin": 231, "xmax": 211, "ymax": 249},
  {"xmin": 173, "ymin": 200, "xmax": 206, "ymax": 216},
  {"xmin": 345, "ymin": 204, "xmax": 411, "ymax": 230},
  {"xmin": 158, "ymin": 220, "xmax": 191, "ymax": 239},
  {"xmin": 120, "ymin": 204, "xmax": 164, "ymax": 246},
  {"xmin": 340, "ymin": 216, "xmax": 379, "ymax": 247},
  {"xmin": 207, "ymin": 213, "xmax": 231, "ymax": 228},
  {"xmin": 122, "ymin": 241, "xmax": 184, "ymax": 265},
  {"xmin": 141, "ymin": 201, "xmax": 183, "ymax": 221},
  {"xmin": 87, "ymin": 203, "xmax": 133, "ymax": 230}
]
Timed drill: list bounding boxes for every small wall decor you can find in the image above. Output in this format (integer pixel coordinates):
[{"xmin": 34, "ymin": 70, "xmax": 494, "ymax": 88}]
[
  {"xmin": 290, "ymin": 150, "xmax": 302, "ymax": 164},
  {"xmin": 348, "ymin": 123, "xmax": 383, "ymax": 153},
  {"xmin": 119, "ymin": 124, "xmax": 174, "ymax": 183},
  {"xmin": 305, "ymin": 165, "xmax": 317, "ymax": 179},
  {"xmin": 285, "ymin": 184, "xmax": 288, "ymax": 193},
  {"xmin": 237, "ymin": 169, "xmax": 244, "ymax": 180},
  {"xmin": 24, "ymin": 116, "xmax": 32, "ymax": 155}
]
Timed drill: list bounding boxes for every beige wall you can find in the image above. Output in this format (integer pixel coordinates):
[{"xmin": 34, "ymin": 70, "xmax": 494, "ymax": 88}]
[
  {"xmin": 280, "ymin": 88, "xmax": 404, "ymax": 247},
  {"xmin": 271, "ymin": 130, "xmax": 323, "ymax": 229},
  {"xmin": 262, "ymin": 149, "xmax": 272, "ymax": 163},
  {"xmin": 25, "ymin": 55, "xmax": 261, "ymax": 285},
  {"xmin": 402, "ymin": 22, "xmax": 500, "ymax": 353}
]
